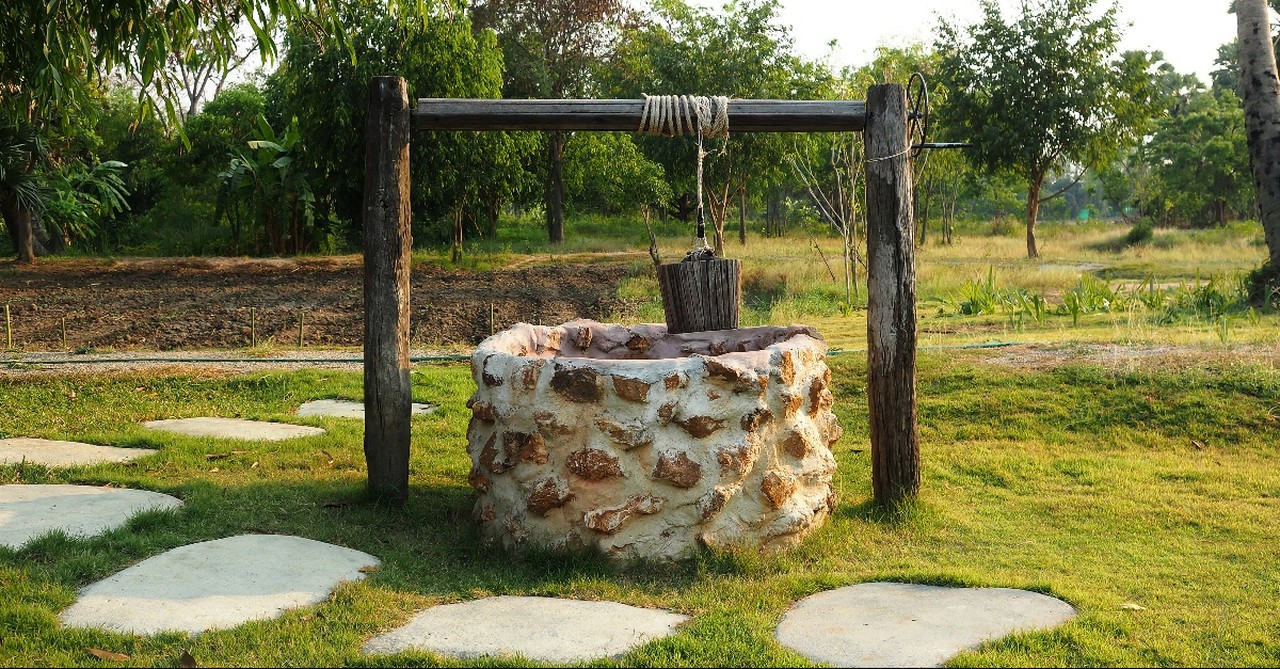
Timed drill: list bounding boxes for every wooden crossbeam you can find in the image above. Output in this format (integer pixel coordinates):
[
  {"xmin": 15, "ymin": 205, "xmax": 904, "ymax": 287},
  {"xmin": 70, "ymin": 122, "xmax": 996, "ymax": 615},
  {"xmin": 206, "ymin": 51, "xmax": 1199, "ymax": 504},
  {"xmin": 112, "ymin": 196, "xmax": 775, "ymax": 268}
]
[{"xmin": 413, "ymin": 98, "xmax": 867, "ymax": 132}]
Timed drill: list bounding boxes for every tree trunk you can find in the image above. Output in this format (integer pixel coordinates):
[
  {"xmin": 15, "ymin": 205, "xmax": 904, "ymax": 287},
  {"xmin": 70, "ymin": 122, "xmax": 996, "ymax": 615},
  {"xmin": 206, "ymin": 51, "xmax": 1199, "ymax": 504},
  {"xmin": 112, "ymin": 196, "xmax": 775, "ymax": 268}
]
[
  {"xmin": 451, "ymin": 206, "xmax": 464, "ymax": 263},
  {"xmin": 709, "ymin": 180, "xmax": 732, "ymax": 256},
  {"xmin": 1, "ymin": 191, "xmax": 36, "ymax": 263},
  {"xmin": 1025, "ymin": 174, "xmax": 1043, "ymax": 259},
  {"xmin": 919, "ymin": 169, "xmax": 933, "ymax": 247},
  {"xmin": 545, "ymin": 131, "xmax": 566, "ymax": 244},
  {"xmin": 1238, "ymin": 0, "xmax": 1280, "ymax": 271},
  {"xmin": 738, "ymin": 182, "xmax": 747, "ymax": 245},
  {"xmin": 30, "ymin": 211, "xmax": 59, "ymax": 256},
  {"xmin": 485, "ymin": 194, "xmax": 500, "ymax": 237}
]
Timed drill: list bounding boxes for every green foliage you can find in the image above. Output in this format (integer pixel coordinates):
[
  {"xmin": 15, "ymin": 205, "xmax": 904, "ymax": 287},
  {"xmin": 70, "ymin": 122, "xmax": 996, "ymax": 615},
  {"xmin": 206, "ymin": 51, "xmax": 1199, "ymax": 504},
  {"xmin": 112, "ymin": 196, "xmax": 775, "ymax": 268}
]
[
  {"xmin": 2, "ymin": 98, "xmax": 142, "ymax": 255},
  {"xmin": 40, "ymin": 159, "xmax": 131, "ymax": 249},
  {"xmin": 1160, "ymin": 273, "xmax": 1250, "ymax": 323},
  {"xmin": 1124, "ymin": 219, "xmax": 1154, "ymax": 246},
  {"xmin": 266, "ymin": 0, "xmax": 530, "ymax": 247},
  {"xmin": 0, "ymin": 0, "xmax": 359, "ymax": 260},
  {"xmin": 215, "ymin": 115, "xmax": 315, "ymax": 255},
  {"xmin": 1245, "ymin": 262, "xmax": 1280, "ymax": 309},
  {"xmin": 564, "ymin": 133, "xmax": 672, "ymax": 215},
  {"xmin": 0, "ymin": 0, "xmax": 342, "ymax": 131},
  {"xmin": 606, "ymin": 0, "xmax": 833, "ymax": 249},
  {"xmin": 928, "ymin": 262, "xmax": 1258, "ymax": 329},
  {"xmin": 92, "ymin": 86, "xmax": 172, "ymax": 222},
  {"xmin": 185, "ymin": 83, "xmax": 268, "ymax": 185},
  {"xmin": 1139, "ymin": 89, "xmax": 1252, "ymax": 226},
  {"xmin": 0, "ymin": 123, "xmax": 48, "ymax": 213}
]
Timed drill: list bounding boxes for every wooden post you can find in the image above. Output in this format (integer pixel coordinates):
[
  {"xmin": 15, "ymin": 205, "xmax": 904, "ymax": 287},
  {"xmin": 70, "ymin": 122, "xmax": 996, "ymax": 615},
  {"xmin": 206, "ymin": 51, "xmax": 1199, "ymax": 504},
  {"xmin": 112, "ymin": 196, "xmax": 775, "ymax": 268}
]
[
  {"xmin": 363, "ymin": 76, "xmax": 413, "ymax": 504},
  {"xmin": 865, "ymin": 84, "xmax": 920, "ymax": 506}
]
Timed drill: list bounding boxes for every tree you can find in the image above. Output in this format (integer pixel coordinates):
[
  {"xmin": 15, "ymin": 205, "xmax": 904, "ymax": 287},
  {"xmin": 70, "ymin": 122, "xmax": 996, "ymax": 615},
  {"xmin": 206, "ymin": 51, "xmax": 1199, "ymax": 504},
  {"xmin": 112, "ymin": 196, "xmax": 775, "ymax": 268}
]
[
  {"xmin": 472, "ymin": 0, "xmax": 633, "ymax": 244},
  {"xmin": 838, "ymin": 43, "xmax": 975, "ymax": 248},
  {"xmin": 215, "ymin": 114, "xmax": 315, "ymax": 254},
  {"xmin": 0, "ymin": 0, "xmax": 343, "ymax": 262},
  {"xmin": 267, "ymin": 0, "xmax": 532, "ymax": 250},
  {"xmin": 935, "ymin": 0, "xmax": 1163, "ymax": 258},
  {"xmin": 1141, "ymin": 89, "xmax": 1252, "ymax": 226},
  {"xmin": 788, "ymin": 135, "xmax": 863, "ymax": 308},
  {"xmin": 1237, "ymin": 0, "xmax": 1280, "ymax": 287},
  {"xmin": 563, "ymin": 133, "xmax": 672, "ymax": 215},
  {"xmin": 606, "ymin": 0, "xmax": 831, "ymax": 254}
]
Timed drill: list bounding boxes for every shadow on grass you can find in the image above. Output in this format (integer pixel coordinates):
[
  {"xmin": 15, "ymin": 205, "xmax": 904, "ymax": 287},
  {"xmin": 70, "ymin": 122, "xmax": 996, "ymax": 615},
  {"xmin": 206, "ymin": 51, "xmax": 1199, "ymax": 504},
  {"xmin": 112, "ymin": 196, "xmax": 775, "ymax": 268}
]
[
  {"xmin": 2, "ymin": 475, "xmax": 712, "ymax": 601},
  {"xmin": 836, "ymin": 495, "xmax": 928, "ymax": 526}
]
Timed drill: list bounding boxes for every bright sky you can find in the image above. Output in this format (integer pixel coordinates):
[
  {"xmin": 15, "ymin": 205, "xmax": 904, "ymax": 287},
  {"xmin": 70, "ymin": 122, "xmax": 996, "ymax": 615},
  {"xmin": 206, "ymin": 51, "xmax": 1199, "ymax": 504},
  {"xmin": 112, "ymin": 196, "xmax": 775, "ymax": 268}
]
[{"xmin": 715, "ymin": 0, "xmax": 1239, "ymax": 86}]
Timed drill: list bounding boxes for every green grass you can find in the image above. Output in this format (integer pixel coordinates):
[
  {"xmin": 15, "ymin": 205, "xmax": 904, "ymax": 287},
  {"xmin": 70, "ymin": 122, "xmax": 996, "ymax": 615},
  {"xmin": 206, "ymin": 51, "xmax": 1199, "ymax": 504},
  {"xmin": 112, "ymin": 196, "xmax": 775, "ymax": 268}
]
[
  {"xmin": 3, "ymin": 215, "xmax": 1278, "ymax": 666},
  {"xmin": 2, "ymin": 352, "xmax": 1279, "ymax": 667}
]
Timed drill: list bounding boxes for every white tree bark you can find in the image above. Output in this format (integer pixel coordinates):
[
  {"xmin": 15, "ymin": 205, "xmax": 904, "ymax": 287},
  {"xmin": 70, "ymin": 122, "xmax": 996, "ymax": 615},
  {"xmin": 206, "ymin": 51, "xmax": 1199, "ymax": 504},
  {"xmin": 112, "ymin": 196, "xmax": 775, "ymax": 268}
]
[{"xmin": 1238, "ymin": 0, "xmax": 1280, "ymax": 270}]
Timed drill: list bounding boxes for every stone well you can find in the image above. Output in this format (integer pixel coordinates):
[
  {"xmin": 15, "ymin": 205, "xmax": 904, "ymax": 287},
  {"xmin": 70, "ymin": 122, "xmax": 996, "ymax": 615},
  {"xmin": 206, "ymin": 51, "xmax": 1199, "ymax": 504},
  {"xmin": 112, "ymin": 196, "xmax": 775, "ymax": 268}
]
[{"xmin": 465, "ymin": 318, "xmax": 843, "ymax": 563}]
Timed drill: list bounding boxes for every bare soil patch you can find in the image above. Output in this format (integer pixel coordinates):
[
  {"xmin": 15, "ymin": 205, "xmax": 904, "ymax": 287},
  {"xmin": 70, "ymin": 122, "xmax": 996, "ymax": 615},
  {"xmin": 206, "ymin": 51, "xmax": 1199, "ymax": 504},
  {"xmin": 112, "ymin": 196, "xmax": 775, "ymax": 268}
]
[{"xmin": 0, "ymin": 255, "xmax": 638, "ymax": 353}]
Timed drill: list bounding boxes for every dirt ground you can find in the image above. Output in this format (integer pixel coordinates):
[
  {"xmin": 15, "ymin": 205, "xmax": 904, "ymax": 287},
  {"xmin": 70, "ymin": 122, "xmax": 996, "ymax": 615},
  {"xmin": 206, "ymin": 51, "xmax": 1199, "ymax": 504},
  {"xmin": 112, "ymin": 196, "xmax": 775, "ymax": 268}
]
[
  {"xmin": 0, "ymin": 255, "xmax": 639, "ymax": 353},
  {"xmin": 4, "ymin": 255, "xmax": 1278, "ymax": 379}
]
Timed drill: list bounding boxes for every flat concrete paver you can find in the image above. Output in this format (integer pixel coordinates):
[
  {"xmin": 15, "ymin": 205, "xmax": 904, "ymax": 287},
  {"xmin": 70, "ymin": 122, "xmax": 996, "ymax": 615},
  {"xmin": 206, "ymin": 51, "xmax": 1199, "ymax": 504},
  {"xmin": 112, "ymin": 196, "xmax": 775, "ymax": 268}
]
[
  {"xmin": 0, "ymin": 438, "xmax": 157, "ymax": 467},
  {"xmin": 59, "ymin": 534, "xmax": 380, "ymax": 635},
  {"xmin": 296, "ymin": 399, "xmax": 436, "ymax": 420},
  {"xmin": 142, "ymin": 417, "xmax": 325, "ymax": 441},
  {"xmin": 0, "ymin": 484, "xmax": 182, "ymax": 550},
  {"xmin": 776, "ymin": 582, "xmax": 1076, "ymax": 667},
  {"xmin": 362, "ymin": 595, "xmax": 689, "ymax": 663}
]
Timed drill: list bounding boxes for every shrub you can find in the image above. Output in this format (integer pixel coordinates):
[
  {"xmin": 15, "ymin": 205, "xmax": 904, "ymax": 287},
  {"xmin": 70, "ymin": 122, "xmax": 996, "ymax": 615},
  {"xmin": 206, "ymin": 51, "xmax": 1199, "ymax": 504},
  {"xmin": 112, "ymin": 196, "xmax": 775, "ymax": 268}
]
[{"xmin": 1124, "ymin": 219, "xmax": 1154, "ymax": 246}]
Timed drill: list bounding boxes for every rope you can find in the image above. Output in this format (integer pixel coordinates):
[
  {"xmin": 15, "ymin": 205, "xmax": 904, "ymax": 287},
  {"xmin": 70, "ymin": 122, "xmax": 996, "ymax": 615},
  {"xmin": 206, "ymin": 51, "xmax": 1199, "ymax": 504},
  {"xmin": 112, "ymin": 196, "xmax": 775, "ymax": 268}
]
[
  {"xmin": 638, "ymin": 95, "xmax": 730, "ymax": 258},
  {"xmin": 864, "ymin": 146, "xmax": 910, "ymax": 164},
  {"xmin": 637, "ymin": 95, "xmax": 729, "ymax": 138}
]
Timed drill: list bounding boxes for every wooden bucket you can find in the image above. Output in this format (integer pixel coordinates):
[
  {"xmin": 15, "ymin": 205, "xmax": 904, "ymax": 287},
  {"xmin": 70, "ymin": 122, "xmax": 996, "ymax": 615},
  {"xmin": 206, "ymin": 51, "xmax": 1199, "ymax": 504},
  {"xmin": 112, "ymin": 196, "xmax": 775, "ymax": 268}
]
[{"xmin": 656, "ymin": 257, "xmax": 741, "ymax": 333}]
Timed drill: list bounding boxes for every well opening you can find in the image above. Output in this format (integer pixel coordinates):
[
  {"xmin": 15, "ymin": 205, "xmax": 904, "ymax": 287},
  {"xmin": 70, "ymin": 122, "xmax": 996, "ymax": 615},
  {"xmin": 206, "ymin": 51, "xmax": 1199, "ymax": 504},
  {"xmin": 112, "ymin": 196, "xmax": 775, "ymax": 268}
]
[{"xmin": 465, "ymin": 318, "xmax": 843, "ymax": 562}]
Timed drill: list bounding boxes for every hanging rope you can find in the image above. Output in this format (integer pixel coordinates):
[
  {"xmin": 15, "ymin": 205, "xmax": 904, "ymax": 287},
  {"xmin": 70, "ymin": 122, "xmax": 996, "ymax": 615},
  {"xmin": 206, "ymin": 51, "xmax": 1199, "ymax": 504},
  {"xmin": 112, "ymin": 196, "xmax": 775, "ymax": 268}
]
[{"xmin": 639, "ymin": 95, "xmax": 730, "ymax": 260}]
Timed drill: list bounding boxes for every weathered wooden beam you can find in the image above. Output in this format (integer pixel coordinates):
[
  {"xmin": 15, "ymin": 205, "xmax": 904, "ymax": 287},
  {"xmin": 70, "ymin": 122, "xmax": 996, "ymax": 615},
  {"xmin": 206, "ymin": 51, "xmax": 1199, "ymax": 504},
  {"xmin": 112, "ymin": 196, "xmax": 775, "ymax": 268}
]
[
  {"xmin": 413, "ymin": 98, "xmax": 866, "ymax": 132},
  {"xmin": 362, "ymin": 76, "xmax": 413, "ymax": 505},
  {"xmin": 864, "ymin": 83, "xmax": 920, "ymax": 506}
]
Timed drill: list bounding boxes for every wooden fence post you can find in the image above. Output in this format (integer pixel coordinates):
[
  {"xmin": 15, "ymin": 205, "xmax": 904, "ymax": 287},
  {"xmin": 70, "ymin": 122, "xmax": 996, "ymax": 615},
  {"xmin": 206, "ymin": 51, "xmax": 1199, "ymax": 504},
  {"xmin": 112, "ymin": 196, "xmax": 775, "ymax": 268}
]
[
  {"xmin": 865, "ymin": 83, "xmax": 920, "ymax": 506},
  {"xmin": 363, "ymin": 76, "xmax": 413, "ymax": 504}
]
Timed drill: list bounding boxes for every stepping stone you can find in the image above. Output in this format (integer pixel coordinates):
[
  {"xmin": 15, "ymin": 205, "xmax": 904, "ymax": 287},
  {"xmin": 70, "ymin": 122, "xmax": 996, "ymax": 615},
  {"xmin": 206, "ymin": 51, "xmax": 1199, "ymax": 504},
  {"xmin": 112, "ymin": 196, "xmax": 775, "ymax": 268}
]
[
  {"xmin": 142, "ymin": 417, "xmax": 325, "ymax": 441},
  {"xmin": 0, "ymin": 438, "xmax": 157, "ymax": 467},
  {"xmin": 362, "ymin": 595, "xmax": 688, "ymax": 663},
  {"xmin": 296, "ymin": 399, "xmax": 436, "ymax": 420},
  {"xmin": 776, "ymin": 582, "xmax": 1076, "ymax": 668},
  {"xmin": 0, "ymin": 484, "xmax": 182, "ymax": 550},
  {"xmin": 60, "ymin": 534, "xmax": 379, "ymax": 635}
]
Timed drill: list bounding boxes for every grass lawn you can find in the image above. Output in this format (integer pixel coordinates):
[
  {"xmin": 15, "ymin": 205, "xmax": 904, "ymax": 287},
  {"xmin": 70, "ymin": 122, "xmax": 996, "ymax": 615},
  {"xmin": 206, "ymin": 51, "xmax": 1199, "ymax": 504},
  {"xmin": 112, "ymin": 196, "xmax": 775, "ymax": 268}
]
[{"xmin": 2, "ymin": 347, "xmax": 1278, "ymax": 667}]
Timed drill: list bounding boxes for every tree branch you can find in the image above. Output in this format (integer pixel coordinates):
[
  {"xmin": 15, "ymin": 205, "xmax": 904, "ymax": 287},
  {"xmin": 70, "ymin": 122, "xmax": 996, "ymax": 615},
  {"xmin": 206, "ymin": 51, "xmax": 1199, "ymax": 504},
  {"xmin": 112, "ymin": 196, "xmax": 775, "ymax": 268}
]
[{"xmin": 1037, "ymin": 167, "xmax": 1086, "ymax": 204}]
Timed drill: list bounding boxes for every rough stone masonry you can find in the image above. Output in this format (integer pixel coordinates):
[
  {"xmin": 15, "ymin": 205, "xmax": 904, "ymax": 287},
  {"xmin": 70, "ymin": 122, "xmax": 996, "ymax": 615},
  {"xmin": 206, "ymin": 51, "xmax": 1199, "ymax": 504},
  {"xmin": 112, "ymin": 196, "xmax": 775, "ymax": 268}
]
[{"xmin": 465, "ymin": 318, "xmax": 843, "ymax": 562}]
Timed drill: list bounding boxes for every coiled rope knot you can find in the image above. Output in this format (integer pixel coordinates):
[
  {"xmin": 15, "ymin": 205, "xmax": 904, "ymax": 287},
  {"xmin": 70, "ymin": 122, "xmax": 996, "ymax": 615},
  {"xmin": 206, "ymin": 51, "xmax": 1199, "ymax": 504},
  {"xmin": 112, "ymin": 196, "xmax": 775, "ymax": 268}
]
[{"xmin": 638, "ymin": 95, "xmax": 730, "ymax": 138}]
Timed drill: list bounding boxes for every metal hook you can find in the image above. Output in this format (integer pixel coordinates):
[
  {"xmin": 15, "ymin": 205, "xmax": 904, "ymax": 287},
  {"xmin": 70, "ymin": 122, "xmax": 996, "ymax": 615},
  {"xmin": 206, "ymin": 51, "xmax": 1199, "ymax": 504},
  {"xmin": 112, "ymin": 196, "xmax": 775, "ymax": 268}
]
[{"xmin": 907, "ymin": 72, "xmax": 929, "ymax": 160}]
